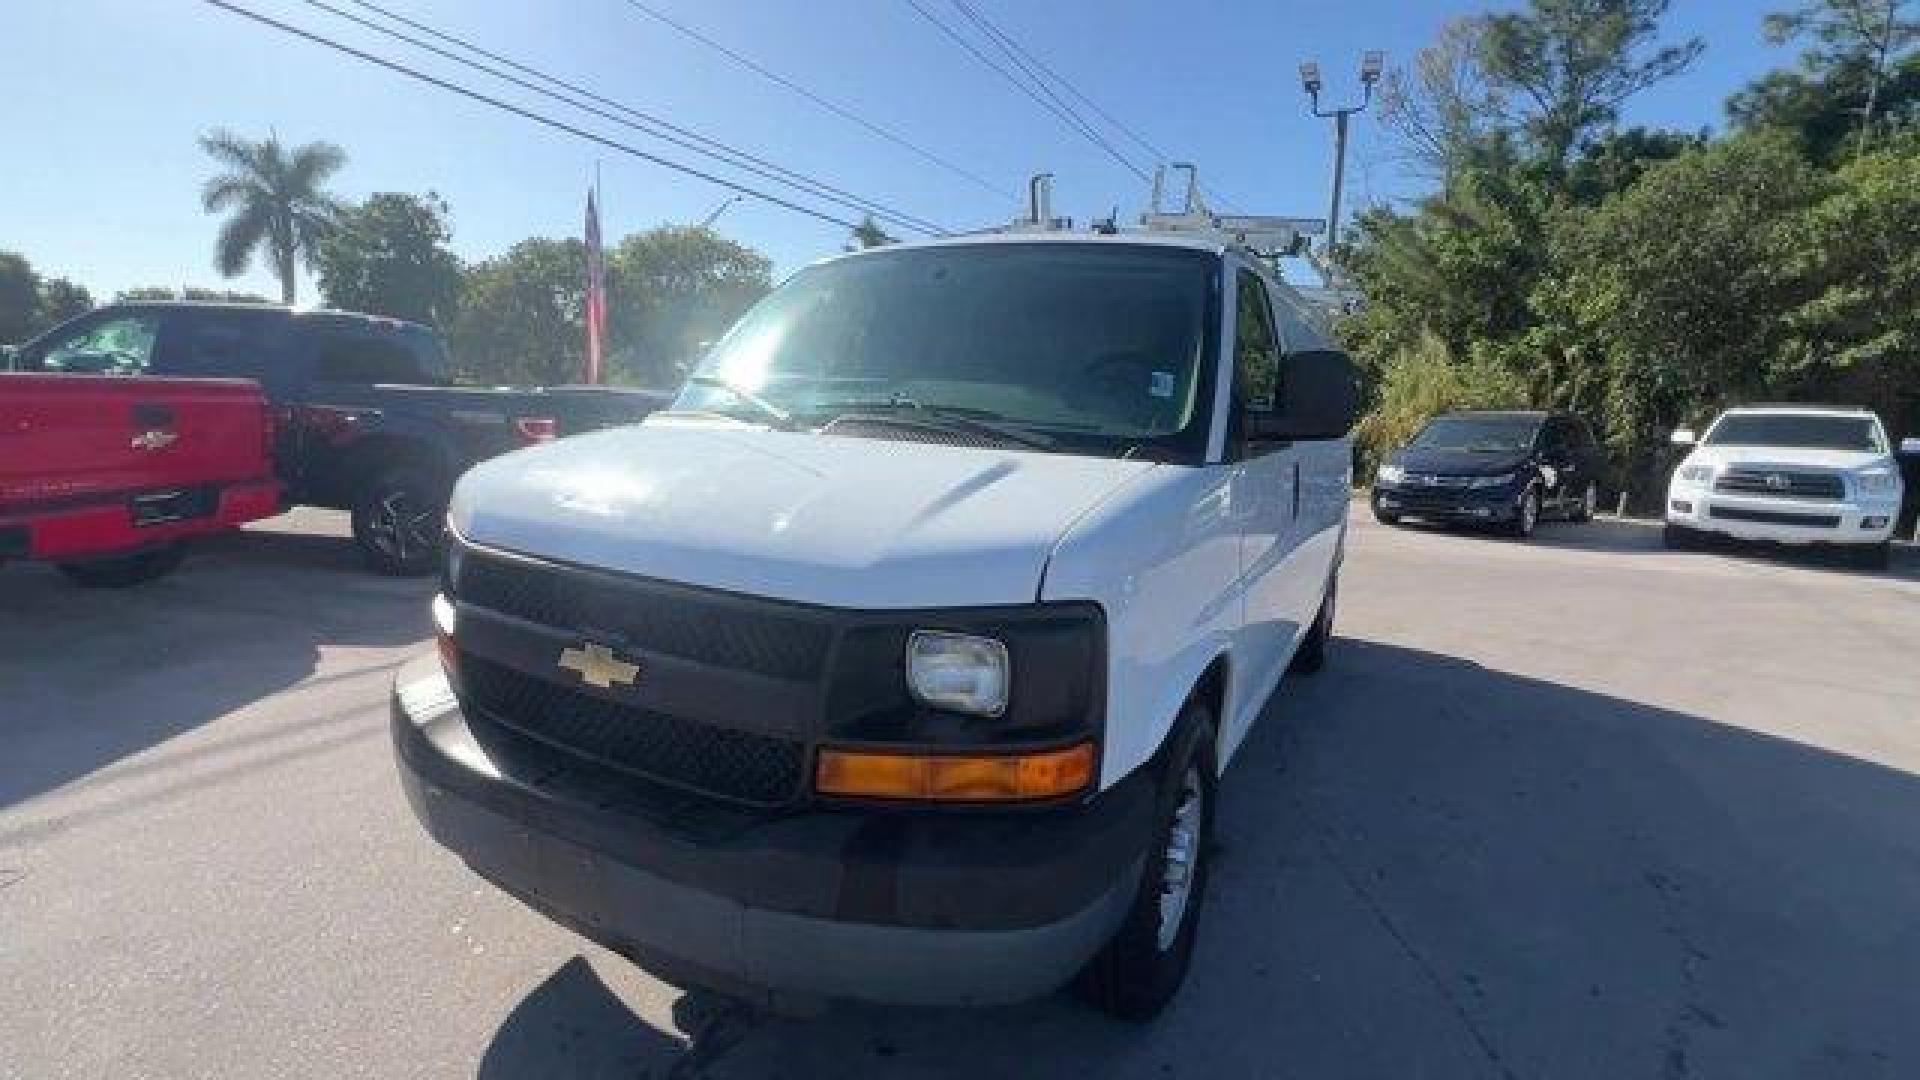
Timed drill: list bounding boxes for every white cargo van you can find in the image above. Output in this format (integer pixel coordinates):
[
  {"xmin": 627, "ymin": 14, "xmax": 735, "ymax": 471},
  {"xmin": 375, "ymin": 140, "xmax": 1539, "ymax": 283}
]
[{"xmin": 393, "ymin": 226, "xmax": 1358, "ymax": 1019}]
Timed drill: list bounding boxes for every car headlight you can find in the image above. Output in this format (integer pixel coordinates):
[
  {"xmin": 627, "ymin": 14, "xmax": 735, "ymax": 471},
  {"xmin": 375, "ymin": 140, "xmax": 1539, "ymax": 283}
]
[
  {"xmin": 1855, "ymin": 469, "xmax": 1899, "ymax": 496},
  {"xmin": 1467, "ymin": 472, "xmax": 1515, "ymax": 489},
  {"xmin": 906, "ymin": 631, "xmax": 1009, "ymax": 716},
  {"xmin": 1376, "ymin": 464, "xmax": 1405, "ymax": 484},
  {"xmin": 1679, "ymin": 464, "xmax": 1716, "ymax": 485}
]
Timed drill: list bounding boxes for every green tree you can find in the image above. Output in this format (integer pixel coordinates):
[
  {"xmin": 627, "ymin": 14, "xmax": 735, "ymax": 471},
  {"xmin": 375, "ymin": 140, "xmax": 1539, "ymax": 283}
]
[
  {"xmin": 1764, "ymin": 0, "xmax": 1920, "ymax": 155},
  {"xmin": 1378, "ymin": 15, "xmax": 1513, "ymax": 182},
  {"xmin": 316, "ymin": 191, "xmax": 464, "ymax": 326},
  {"xmin": 449, "ymin": 238, "xmax": 588, "ymax": 386},
  {"xmin": 0, "ymin": 252, "xmax": 96, "ymax": 343},
  {"xmin": 1544, "ymin": 135, "xmax": 1827, "ymax": 493},
  {"xmin": 1728, "ymin": 53, "xmax": 1920, "ymax": 163},
  {"xmin": 606, "ymin": 226, "xmax": 771, "ymax": 388},
  {"xmin": 1352, "ymin": 331, "xmax": 1527, "ymax": 475},
  {"xmin": 1478, "ymin": 0, "xmax": 1704, "ymax": 174},
  {"xmin": 115, "ymin": 286, "xmax": 274, "ymax": 303},
  {"xmin": 198, "ymin": 129, "xmax": 347, "ymax": 304},
  {"xmin": 36, "ymin": 277, "xmax": 93, "ymax": 327},
  {"xmin": 1781, "ymin": 135, "xmax": 1920, "ymax": 430},
  {"xmin": 0, "ymin": 252, "xmax": 45, "ymax": 344}
]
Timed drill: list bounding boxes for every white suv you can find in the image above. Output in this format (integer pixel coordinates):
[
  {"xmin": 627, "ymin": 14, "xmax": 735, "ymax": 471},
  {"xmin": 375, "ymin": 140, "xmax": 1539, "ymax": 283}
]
[
  {"xmin": 1665, "ymin": 405, "xmax": 1913, "ymax": 568},
  {"xmin": 392, "ymin": 233, "xmax": 1358, "ymax": 1019}
]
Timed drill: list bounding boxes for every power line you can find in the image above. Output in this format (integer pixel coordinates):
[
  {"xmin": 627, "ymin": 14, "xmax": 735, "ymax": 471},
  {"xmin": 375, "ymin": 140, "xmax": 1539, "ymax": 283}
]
[
  {"xmin": 307, "ymin": 0, "xmax": 945, "ymax": 236},
  {"xmin": 903, "ymin": 0, "xmax": 1147, "ymax": 185},
  {"xmin": 620, "ymin": 0, "xmax": 1017, "ymax": 203},
  {"xmin": 945, "ymin": 0, "xmax": 1241, "ymax": 211},
  {"xmin": 196, "ymin": 0, "xmax": 870, "ymax": 232},
  {"xmin": 942, "ymin": 0, "xmax": 1150, "ymax": 183}
]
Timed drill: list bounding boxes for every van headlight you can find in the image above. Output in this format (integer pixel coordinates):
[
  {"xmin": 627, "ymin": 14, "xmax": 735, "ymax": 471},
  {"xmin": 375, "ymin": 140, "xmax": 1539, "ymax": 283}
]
[
  {"xmin": 1376, "ymin": 464, "xmax": 1406, "ymax": 484},
  {"xmin": 1679, "ymin": 463, "xmax": 1716, "ymax": 486},
  {"xmin": 1855, "ymin": 469, "xmax": 1899, "ymax": 496},
  {"xmin": 906, "ymin": 631, "xmax": 1010, "ymax": 717}
]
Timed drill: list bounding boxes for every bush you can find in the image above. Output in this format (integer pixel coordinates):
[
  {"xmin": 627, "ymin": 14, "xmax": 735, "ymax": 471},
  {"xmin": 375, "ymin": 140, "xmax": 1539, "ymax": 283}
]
[{"xmin": 1352, "ymin": 332, "xmax": 1529, "ymax": 478}]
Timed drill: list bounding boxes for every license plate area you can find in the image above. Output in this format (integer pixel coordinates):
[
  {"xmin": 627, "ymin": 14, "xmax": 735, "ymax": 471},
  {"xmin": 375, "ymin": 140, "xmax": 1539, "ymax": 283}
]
[{"xmin": 131, "ymin": 487, "xmax": 217, "ymax": 527}]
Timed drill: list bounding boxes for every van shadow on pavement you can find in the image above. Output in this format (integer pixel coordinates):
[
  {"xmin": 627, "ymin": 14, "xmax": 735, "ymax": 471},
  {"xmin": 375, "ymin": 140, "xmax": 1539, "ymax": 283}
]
[
  {"xmin": 482, "ymin": 638, "xmax": 1920, "ymax": 1079},
  {"xmin": 0, "ymin": 514, "xmax": 431, "ymax": 810}
]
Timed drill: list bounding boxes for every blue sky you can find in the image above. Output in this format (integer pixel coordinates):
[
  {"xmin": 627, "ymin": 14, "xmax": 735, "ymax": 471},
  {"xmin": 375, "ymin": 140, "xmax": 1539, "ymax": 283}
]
[{"xmin": 5, "ymin": 0, "xmax": 1784, "ymax": 301}]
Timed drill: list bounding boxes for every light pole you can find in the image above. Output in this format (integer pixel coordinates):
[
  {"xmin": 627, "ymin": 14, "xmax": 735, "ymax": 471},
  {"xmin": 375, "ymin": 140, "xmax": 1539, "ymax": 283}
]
[{"xmin": 1299, "ymin": 50, "xmax": 1383, "ymax": 258}]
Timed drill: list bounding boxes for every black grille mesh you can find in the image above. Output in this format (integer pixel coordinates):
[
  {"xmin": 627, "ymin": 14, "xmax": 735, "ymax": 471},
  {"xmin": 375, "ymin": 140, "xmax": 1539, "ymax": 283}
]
[
  {"xmin": 457, "ymin": 550, "xmax": 831, "ymax": 680},
  {"xmin": 1714, "ymin": 468, "xmax": 1845, "ymax": 501},
  {"xmin": 461, "ymin": 653, "xmax": 805, "ymax": 807}
]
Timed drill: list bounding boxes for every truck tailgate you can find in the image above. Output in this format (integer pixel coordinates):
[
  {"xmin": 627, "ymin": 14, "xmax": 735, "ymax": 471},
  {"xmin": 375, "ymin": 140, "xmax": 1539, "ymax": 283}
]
[{"xmin": 0, "ymin": 374, "xmax": 273, "ymax": 510}]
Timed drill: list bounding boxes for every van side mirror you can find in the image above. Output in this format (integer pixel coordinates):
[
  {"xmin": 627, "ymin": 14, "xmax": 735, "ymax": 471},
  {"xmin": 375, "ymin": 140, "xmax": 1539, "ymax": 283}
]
[
  {"xmin": 1244, "ymin": 349, "xmax": 1361, "ymax": 443},
  {"xmin": 1670, "ymin": 428, "xmax": 1697, "ymax": 447},
  {"xmin": 1901, "ymin": 437, "xmax": 1920, "ymax": 456}
]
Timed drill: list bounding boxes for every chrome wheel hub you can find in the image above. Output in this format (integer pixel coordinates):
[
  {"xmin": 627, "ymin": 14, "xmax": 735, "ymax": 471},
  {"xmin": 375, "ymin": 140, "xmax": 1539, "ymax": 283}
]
[{"xmin": 1156, "ymin": 766, "xmax": 1205, "ymax": 952}]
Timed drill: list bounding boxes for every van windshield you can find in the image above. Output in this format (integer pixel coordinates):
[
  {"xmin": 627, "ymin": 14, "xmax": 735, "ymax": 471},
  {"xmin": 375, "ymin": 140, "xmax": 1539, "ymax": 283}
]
[
  {"xmin": 1704, "ymin": 413, "xmax": 1883, "ymax": 452},
  {"xmin": 672, "ymin": 244, "xmax": 1215, "ymax": 459}
]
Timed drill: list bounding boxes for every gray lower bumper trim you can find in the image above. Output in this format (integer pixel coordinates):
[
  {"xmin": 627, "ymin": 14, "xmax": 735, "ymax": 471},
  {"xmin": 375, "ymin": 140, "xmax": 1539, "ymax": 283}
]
[{"xmin": 401, "ymin": 763, "xmax": 1141, "ymax": 1007}]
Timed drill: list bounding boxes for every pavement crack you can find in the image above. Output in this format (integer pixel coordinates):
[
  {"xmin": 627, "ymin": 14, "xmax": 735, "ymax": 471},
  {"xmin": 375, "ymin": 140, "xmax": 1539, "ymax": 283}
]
[{"xmin": 1294, "ymin": 793, "xmax": 1518, "ymax": 1080}]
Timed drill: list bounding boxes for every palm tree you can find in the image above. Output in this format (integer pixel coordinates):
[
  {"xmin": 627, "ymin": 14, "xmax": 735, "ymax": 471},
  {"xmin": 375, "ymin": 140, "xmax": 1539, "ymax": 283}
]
[{"xmin": 198, "ymin": 129, "xmax": 346, "ymax": 305}]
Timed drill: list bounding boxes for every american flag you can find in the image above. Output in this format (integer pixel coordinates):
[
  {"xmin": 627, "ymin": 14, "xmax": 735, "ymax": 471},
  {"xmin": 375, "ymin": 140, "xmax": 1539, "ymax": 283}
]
[{"xmin": 583, "ymin": 187, "xmax": 606, "ymax": 384}]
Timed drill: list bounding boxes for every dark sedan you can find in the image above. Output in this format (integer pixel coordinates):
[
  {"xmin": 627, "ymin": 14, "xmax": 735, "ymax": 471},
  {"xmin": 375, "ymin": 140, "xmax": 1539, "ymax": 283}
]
[{"xmin": 1371, "ymin": 410, "xmax": 1605, "ymax": 538}]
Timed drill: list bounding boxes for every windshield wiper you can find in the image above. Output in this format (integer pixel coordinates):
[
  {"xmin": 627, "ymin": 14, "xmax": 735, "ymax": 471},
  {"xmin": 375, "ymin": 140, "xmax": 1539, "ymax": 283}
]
[
  {"xmin": 684, "ymin": 375, "xmax": 796, "ymax": 430},
  {"xmin": 815, "ymin": 398, "xmax": 1057, "ymax": 450}
]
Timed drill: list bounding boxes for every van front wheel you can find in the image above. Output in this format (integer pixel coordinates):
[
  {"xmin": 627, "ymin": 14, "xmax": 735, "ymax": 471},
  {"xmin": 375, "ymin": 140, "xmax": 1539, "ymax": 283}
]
[{"xmin": 1080, "ymin": 703, "xmax": 1216, "ymax": 1023}]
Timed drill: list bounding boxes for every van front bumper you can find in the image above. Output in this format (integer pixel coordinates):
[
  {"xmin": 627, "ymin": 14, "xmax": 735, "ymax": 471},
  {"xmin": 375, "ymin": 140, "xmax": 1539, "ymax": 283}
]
[
  {"xmin": 1665, "ymin": 489, "xmax": 1899, "ymax": 546},
  {"xmin": 390, "ymin": 655, "xmax": 1152, "ymax": 1008}
]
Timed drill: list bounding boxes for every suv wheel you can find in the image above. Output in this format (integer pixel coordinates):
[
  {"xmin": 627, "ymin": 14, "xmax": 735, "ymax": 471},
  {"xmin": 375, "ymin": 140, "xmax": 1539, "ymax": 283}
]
[
  {"xmin": 58, "ymin": 544, "xmax": 183, "ymax": 588},
  {"xmin": 1854, "ymin": 542, "xmax": 1891, "ymax": 572},
  {"xmin": 1509, "ymin": 484, "xmax": 1541, "ymax": 539},
  {"xmin": 1663, "ymin": 523, "xmax": 1696, "ymax": 550},
  {"xmin": 1569, "ymin": 481, "xmax": 1598, "ymax": 523},
  {"xmin": 352, "ymin": 467, "xmax": 447, "ymax": 576},
  {"xmin": 1080, "ymin": 703, "xmax": 1217, "ymax": 1023}
]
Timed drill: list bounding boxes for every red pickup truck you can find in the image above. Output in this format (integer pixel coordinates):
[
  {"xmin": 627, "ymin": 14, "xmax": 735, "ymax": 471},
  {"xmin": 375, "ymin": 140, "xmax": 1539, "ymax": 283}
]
[{"xmin": 0, "ymin": 373, "xmax": 281, "ymax": 586}]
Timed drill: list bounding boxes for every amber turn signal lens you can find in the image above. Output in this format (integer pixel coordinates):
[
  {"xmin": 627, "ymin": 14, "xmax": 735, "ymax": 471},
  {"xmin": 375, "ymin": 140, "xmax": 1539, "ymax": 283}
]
[{"xmin": 815, "ymin": 742, "xmax": 1095, "ymax": 802}]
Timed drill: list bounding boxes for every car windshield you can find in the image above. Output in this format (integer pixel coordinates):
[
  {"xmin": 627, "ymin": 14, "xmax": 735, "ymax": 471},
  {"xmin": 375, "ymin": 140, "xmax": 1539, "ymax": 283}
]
[
  {"xmin": 1704, "ymin": 413, "xmax": 1883, "ymax": 452},
  {"xmin": 670, "ymin": 244, "xmax": 1214, "ymax": 458},
  {"xmin": 1408, "ymin": 414, "xmax": 1540, "ymax": 454}
]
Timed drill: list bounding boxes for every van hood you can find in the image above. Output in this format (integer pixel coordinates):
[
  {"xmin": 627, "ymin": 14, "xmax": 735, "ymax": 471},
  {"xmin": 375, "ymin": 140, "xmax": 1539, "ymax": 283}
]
[{"xmin": 449, "ymin": 422, "xmax": 1156, "ymax": 608}]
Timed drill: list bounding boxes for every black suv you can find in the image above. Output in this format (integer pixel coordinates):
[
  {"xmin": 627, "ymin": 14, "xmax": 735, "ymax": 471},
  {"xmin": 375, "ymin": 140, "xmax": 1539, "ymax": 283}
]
[
  {"xmin": 15, "ymin": 303, "xmax": 665, "ymax": 573},
  {"xmin": 1371, "ymin": 410, "xmax": 1606, "ymax": 538}
]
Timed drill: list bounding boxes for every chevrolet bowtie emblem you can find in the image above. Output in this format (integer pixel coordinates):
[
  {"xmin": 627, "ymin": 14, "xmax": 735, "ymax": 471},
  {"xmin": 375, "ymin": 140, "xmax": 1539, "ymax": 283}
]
[{"xmin": 557, "ymin": 642, "xmax": 640, "ymax": 689}]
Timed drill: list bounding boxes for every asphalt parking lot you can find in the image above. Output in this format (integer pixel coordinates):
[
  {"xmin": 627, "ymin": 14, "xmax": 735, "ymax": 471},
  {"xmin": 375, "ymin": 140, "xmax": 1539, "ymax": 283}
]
[{"xmin": 4, "ymin": 507, "xmax": 1919, "ymax": 1079}]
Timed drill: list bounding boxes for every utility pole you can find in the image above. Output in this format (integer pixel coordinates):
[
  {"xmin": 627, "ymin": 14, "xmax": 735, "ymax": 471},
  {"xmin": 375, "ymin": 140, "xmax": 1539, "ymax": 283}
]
[{"xmin": 1298, "ymin": 50, "xmax": 1383, "ymax": 278}]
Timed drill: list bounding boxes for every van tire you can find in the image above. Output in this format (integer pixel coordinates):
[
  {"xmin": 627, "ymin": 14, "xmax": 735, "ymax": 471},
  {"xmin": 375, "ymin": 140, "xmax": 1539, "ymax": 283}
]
[
  {"xmin": 1290, "ymin": 575, "xmax": 1336, "ymax": 674},
  {"xmin": 58, "ymin": 544, "xmax": 183, "ymax": 588},
  {"xmin": 352, "ymin": 466, "xmax": 447, "ymax": 576},
  {"xmin": 1080, "ymin": 703, "xmax": 1217, "ymax": 1023}
]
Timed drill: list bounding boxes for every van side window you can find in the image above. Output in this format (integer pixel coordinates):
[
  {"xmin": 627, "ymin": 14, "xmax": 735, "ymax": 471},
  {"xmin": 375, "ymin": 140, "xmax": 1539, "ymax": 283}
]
[
  {"xmin": 1234, "ymin": 270, "xmax": 1280, "ymax": 414},
  {"xmin": 314, "ymin": 333, "xmax": 427, "ymax": 384}
]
